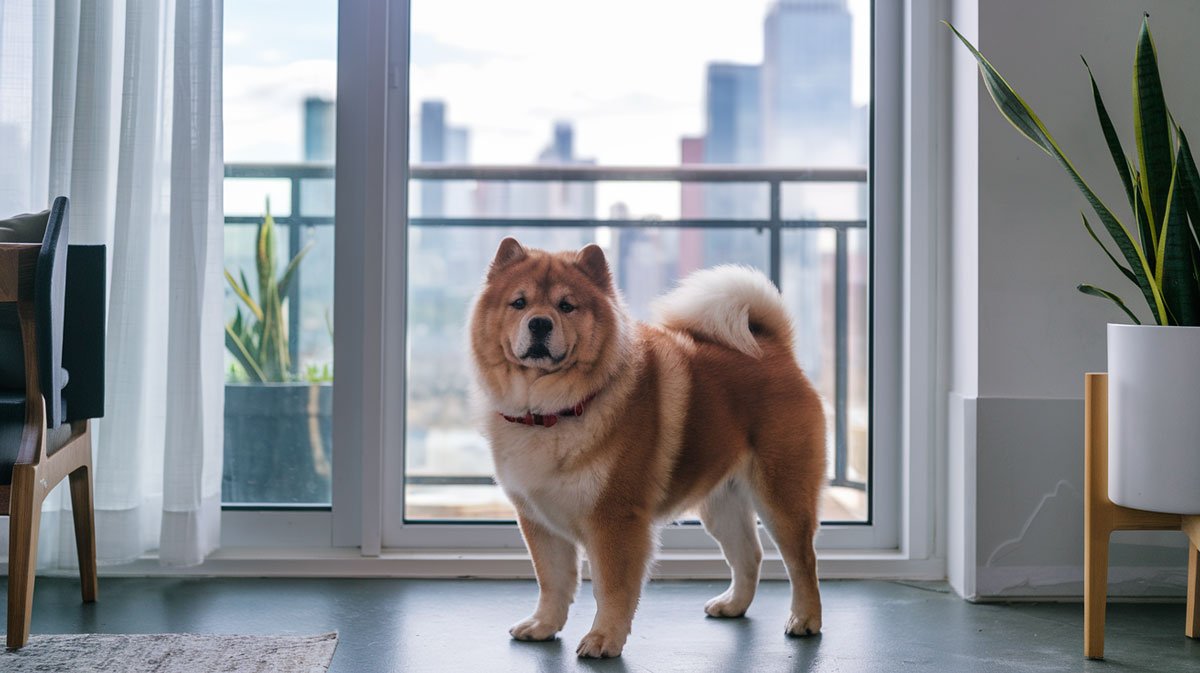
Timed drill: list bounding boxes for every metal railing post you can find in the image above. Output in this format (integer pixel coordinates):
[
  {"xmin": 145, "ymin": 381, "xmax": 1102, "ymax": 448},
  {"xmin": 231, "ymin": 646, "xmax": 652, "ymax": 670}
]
[
  {"xmin": 288, "ymin": 175, "xmax": 303, "ymax": 376},
  {"xmin": 833, "ymin": 228, "xmax": 850, "ymax": 487},
  {"xmin": 768, "ymin": 179, "xmax": 782, "ymax": 290}
]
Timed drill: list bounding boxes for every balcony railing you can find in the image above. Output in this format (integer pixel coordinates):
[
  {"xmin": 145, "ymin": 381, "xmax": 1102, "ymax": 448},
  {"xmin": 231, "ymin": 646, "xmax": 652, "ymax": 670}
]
[{"xmin": 223, "ymin": 162, "xmax": 868, "ymax": 492}]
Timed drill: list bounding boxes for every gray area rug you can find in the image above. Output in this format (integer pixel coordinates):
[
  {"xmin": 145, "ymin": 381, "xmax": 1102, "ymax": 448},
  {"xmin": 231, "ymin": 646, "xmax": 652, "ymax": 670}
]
[{"xmin": 1, "ymin": 632, "xmax": 338, "ymax": 672}]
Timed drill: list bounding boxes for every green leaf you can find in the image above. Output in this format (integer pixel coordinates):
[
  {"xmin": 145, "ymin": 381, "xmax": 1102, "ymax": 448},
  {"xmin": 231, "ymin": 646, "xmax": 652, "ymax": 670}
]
[
  {"xmin": 239, "ymin": 268, "xmax": 254, "ymax": 300},
  {"xmin": 1159, "ymin": 146, "xmax": 1199, "ymax": 325},
  {"xmin": 231, "ymin": 306, "xmax": 245, "ymax": 341},
  {"xmin": 225, "ymin": 269, "xmax": 263, "ymax": 320},
  {"xmin": 225, "ymin": 324, "xmax": 266, "ymax": 382},
  {"xmin": 1133, "ymin": 16, "xmax": 1173, "ymax": 248},
  {"xmin": 257, "ymin": 207, "xmax": 277, "ymax": 310},
  {"xmin": 1177, "ymin": 130, "xmax": 1200, "ymax": 243},
  {"xmin": 277, "ymin": 241, "xmax": 314, "ymax": 300},
  {"xmin": 1080, "ymin": 213, "xmax": 1137, "ymax": 286},
  {"xmin": 1078, "ymin": 284, "xmax": 1143, "ymax": 324},
  {"xmin": 1133, "ymin": 169, "xmax": 1157, "ymax": 273},
  {"xmin": 1083, "ymin": 57, "xmax": 1136, "ymax": 213},
  {"xmin": 945, "ymin": 21, "xmax": 1169, "ymax": 324},
  {"xmin": 258, "ymin": 286, "xmax": 288, "ymax": 381},
  {"xmin": 224, "ymin": 197, "xmax": 310, "ymax": 381}
]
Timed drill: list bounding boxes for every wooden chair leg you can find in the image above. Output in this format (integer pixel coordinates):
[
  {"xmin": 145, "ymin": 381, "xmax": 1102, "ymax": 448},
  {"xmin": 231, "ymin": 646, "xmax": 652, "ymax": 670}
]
[
  {"xmin": 1084, "ymin": 373, "xmax": 1110, "ymax": 660},
  {"xmin": 6, "ymin": 465, "xmax": 43, "ymax": 650},
  {"xmin": 1084, "ymin": 524, "xmax": 1110, "ymax": 659},
  {"xmin": 68, "ymin": 462, "xmax": 98, "ymax": 603},
  {"xmin": 1187, "ymin": 541, "xmax": 1200, "ymax": 639}
]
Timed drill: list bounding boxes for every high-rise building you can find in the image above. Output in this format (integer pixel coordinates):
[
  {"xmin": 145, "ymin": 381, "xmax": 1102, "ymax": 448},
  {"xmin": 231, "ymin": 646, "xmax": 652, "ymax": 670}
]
[
  {"xmin": 509, "ymin": 122, "xmax": 595, "ymax": 234},
  {"xmin": 302, "ymin": 97, "xmax": 335, "ymax": 162},
  {"xmin": 762, "ymin": 0, "xmax": 855, "ymax": 166},
  {"xmin": 703, "ymin": 64, "xmax": 762, "ymax": 167},
  {"xmin": 444, "ymin": 126, "xmax": 472, "ymax": 217},
  {"xmin": 551, "ymin": 121, "xmax": 573, "ymax": 163},
  {"xmin": 702, "ymin": 63, "xmax": 766, "ymax": 269},
  {"xmin": 678, "ymin": 136, "xmax": 706, "ymax": 277},
  {"xmin": 419, "ymin": 100, "xmax": 447, "ymax": 217},
  {"xmin": 301, "ymin": 97, "xmax": 336, "ymax": 217},
  {"xmin": 760, "ymin": 0, "xmax": 859, "ymax": 388}
]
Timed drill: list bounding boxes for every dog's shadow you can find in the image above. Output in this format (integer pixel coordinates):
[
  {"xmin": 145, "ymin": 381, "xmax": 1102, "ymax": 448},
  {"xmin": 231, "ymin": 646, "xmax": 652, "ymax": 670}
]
[
  {"xmin": 709, "ymin": 615, "xmax": 823, "ymax": 673},
  {"xmin": 508, "ymin": 637, "xmax": 631, "ymax": 673}
]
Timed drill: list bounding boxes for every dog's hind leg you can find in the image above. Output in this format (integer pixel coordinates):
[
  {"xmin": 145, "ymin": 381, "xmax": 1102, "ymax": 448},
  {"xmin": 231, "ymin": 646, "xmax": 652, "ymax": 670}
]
[
  {"xmin": 749, "ymin": 420, "xmax": 825, "ymax": 637},
  {"xmin": 698, "ymin": 476, "xmax": 762, "ymax": 617}
]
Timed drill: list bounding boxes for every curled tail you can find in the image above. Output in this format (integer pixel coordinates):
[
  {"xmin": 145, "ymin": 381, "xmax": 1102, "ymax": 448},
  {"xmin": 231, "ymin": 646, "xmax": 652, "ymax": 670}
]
[{"xmin": 652, "ymin": 265, "xmax": 793, "ymax": 358}]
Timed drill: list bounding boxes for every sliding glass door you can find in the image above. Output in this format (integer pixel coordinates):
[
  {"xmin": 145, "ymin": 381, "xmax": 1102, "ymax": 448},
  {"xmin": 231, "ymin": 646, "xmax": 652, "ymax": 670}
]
[
  {"xmin": 380, "ymin": 0, "xmax": 896, "ymax": 550},
  {"xmin": 222, "ymin": 1, "xmax": 337, "ymax": 507}
]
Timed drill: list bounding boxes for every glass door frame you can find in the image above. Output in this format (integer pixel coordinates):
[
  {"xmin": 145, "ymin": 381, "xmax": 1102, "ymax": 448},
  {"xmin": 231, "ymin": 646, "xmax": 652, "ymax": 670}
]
[{"xmin": 330, "ymin": 0, "xmax": 921, "ymax": 560}]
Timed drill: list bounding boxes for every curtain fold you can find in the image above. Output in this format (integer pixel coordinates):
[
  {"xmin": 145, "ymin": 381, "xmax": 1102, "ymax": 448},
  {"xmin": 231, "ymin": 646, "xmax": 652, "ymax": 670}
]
[
  {"xmin": 161, "ymin": 0, "xmax": 224, "ymax": 566},
  {"xmin": 0, "ymin": 0, "xmax": 224, "ymax": 567}
]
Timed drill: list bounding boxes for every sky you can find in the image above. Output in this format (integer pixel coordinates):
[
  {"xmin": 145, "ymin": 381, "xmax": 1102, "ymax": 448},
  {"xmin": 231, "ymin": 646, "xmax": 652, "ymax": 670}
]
[{"xmin": 224, "ymin": 0, "xmax": 871, "ymax": 217}]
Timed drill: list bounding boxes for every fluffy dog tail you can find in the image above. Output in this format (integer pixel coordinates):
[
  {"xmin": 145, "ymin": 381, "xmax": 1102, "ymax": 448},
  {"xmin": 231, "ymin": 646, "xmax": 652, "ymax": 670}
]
[{"xmin": 652, "ymin": 265, "xmax": 793, "ymax": 358}]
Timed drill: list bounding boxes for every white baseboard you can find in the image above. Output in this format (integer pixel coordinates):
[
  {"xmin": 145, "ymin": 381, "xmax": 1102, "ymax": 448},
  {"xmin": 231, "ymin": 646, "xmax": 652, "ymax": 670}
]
[{"xmin": 8, "ymin": 548, "xmax": 947, "ymax": 581}]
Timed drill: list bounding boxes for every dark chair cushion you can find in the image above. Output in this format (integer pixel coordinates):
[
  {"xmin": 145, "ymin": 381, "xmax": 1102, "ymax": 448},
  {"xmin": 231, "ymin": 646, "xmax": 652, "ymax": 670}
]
[{"xmin": 0, "ymin": 210, "xmax": 50, "ymax": 243}]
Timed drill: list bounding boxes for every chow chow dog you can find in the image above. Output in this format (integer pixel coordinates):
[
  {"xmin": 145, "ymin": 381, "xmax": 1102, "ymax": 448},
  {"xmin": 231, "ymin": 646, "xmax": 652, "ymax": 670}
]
[{"xmin": 469, "ymin": 238, "xmax": 825, "ymax": 658}]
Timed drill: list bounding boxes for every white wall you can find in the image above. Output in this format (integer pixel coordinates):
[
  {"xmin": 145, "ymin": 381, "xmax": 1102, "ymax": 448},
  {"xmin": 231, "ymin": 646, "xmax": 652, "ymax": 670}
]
[{"xmin": 946, "ymin": 0, "xmax": 1200, "ymax": 598}]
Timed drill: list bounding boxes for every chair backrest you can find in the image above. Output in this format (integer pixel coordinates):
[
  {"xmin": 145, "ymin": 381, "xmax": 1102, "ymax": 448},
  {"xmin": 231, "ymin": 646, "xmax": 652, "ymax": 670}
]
[
  {"xmin": 37, "ymin": 197, "xmax": 68, "ymax": 427},
  {"xmin": 0, "ymin": 197, "xmax": 71, "ymax": 428},
  {"xmin": 62, "ymin": 244, "xmax": 106, "ymax": 422}
]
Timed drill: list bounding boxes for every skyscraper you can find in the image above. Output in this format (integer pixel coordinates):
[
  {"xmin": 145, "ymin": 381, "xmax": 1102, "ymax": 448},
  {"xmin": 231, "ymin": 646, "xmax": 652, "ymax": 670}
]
[
  {"xmin": 762, "ymin": 0, "xmax": 855, "ymax": 166},
  {"xmin": 551, "ymin": 121, "xmax": 573, "ymax": 163},
  {"xmin": 760, "ymin": 0, "xmax": 858, "ymax": 388},
  {"xmin": 419, "ymin": 100, "xmax": 447, "ymax": 217},
  {"xmin": 703, "ymin": 64, "xmax": 762, "ymax": 168},
  {"xmin": 679, "ymin": 136, "xmax": 706, "ymax": 277},
  {"xmin": 444, "ymin": 126, "xmax": 472, "ymax": 216},
  {"xmin": 702, "ymin": 63, "xmax": 766, "ymax": 269},
  {"xmin": 302, "ymin": 97, "xmax": 337, "ymax": 217},
  {"xmin": 302, "ymin": 97, "xmax": 335, "ymax": 162}
]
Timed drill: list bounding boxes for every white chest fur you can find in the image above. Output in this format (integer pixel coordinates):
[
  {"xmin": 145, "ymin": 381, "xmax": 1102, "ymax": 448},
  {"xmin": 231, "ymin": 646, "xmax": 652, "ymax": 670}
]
[{"xmin": 487, "ymin": 413, "xmax": 613, "ymax": 541}]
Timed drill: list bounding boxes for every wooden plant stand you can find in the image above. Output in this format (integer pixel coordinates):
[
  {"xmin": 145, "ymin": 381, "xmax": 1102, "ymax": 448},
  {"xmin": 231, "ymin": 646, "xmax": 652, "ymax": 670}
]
[{"xmin": 1084, "ymin": 373, "xmax": 1200, "ymax": 659}]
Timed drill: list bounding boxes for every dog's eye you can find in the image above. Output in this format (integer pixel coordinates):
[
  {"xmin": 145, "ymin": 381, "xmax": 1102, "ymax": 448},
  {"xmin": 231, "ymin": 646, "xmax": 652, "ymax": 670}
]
[
  {"xmin": 558, "ymin": 300, "xmax": 575, "ymax": 313},
  {"xmin": 510, "ymin": 298, "xmax": 526, "ymax": 309}
]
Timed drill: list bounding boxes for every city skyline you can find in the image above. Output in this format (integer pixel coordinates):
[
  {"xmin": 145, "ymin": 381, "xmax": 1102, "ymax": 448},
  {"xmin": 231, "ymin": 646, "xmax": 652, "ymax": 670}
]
[{"xmin": 224, "ymin": 0, "xmax": 870, "ymax": 220}]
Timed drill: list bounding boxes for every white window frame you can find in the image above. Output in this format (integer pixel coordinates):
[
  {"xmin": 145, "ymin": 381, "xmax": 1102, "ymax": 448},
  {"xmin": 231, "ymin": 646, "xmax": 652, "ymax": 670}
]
[{"xmin": 307, "ymin": 0, "xmax": 945, "ymax": 579}]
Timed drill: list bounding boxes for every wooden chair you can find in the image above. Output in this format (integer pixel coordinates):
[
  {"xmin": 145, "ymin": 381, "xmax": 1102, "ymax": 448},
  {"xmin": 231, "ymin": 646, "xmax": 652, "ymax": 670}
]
[
  {"xmin": 0, "ymin": 197, "xmax": 106, "ymax": 649},
  {"xmin": 1083, "ymin": 373, "xmax": 1200, "ymax": 659}
]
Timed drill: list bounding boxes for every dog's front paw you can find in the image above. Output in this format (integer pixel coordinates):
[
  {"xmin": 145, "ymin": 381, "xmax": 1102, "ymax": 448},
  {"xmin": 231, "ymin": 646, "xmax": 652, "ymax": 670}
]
[
  {"xmin": 704, "ymin": 589, "xmax": 752, "ymax": 618},
  {"xmin": 784, "ymin": 610, "xmax": 822, "ymax": 637},
  {"xmin": 575, "ymin": 629, "xmax": 626, "ymax": 658},
  {"xmin": 509, "ymin": 616, "xmax": 562, "ymax": 641}
]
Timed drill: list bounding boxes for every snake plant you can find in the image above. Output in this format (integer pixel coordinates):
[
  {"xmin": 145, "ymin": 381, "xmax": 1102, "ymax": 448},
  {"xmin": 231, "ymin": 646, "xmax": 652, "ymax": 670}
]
[
  {"xmin": 948, "ymin": 16, "xmax": 1200, "ymax": 326},
  {"xmin": 225, "ymin": 199, "xmax": 312, "ymax": 382}
]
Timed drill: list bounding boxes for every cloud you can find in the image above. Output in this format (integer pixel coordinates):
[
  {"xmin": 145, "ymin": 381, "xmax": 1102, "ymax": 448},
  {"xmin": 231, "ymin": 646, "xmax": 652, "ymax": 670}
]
[{"xmin": 224, "ymin": 59, "xmax": 336, "ymax": 162}]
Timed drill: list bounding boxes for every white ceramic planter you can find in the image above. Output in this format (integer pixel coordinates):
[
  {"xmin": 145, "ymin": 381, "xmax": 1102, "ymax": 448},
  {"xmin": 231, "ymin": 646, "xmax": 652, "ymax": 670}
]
[{"xmin": 1108, "ymin": 323, "xmax": 1200, "ymax": 514}]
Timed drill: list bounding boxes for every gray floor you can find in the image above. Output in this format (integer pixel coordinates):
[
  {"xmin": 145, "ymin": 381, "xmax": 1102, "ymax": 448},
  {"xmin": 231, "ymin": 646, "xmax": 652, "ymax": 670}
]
[{"xmin": 3, "ymin": 577, "xmax": 1198, "ymax": 672}]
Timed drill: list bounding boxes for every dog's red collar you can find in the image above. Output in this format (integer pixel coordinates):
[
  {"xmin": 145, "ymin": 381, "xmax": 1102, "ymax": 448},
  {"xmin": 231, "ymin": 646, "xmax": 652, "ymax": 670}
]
[{"xmin": 499, "ymin": 393, "xmax": 597, "ymax": 428}]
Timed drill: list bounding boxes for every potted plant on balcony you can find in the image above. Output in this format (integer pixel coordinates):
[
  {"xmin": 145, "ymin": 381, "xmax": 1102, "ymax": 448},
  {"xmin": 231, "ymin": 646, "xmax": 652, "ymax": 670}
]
[
  {"xmin": 223, "ymin": 201, "xmax": 332, "ymax": 503},
  {"xmin": 949, "ymin": 16, "xmax": 1200, "ymax": 514}
]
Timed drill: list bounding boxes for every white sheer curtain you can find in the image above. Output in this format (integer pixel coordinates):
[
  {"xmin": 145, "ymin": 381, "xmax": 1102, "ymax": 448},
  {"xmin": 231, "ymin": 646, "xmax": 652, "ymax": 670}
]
[{"xmin": 0, "ymin": 0, "xmax": 224, "ymax": 567}]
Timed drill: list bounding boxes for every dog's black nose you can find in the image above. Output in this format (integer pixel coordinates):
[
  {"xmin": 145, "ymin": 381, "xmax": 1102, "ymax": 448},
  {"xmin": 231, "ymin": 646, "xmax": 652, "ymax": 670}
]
[{"xmin": 528, "ymin": 317, "xmax": 553, "ymax": 338}]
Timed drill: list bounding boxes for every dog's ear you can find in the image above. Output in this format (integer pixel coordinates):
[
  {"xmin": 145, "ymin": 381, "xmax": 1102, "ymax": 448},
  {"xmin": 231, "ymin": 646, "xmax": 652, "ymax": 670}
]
[
  {"xmin": 575, "ymin": 243, "xmax": 611, "ymax": 291},
  {"xmin": 488, "ymin": 237, "xmax": 527, "ymax": 278}
]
